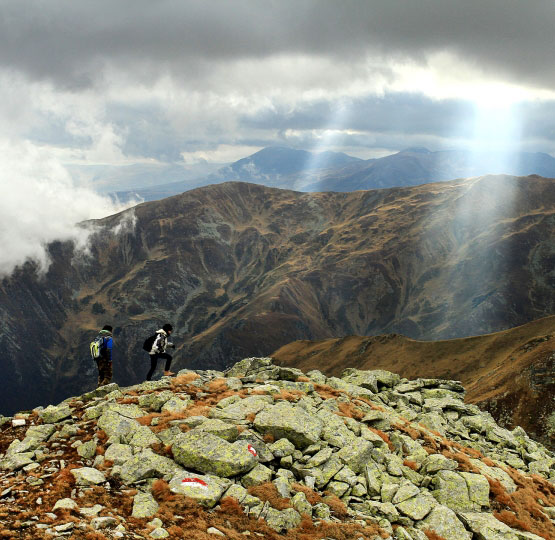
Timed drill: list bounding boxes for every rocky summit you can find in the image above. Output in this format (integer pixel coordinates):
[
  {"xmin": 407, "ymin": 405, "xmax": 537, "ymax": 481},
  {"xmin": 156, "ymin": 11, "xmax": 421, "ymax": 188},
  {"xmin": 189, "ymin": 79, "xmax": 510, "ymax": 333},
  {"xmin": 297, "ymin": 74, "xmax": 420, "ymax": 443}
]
[{"xmin": 0, "ymin": 358, "xmax": 554, "ymax": 539}]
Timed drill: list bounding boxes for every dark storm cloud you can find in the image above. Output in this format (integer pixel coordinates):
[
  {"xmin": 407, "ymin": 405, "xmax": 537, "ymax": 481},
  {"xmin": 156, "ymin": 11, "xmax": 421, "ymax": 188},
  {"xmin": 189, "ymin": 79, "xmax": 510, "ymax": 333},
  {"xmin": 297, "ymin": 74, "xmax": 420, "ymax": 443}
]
[
  {"xmin": 1, "ymin": 0, "xmax": 554, "ymax": 90},
  {"xmin": 242, "ymin": 94, "xmax": 475, "ymax": 138}
]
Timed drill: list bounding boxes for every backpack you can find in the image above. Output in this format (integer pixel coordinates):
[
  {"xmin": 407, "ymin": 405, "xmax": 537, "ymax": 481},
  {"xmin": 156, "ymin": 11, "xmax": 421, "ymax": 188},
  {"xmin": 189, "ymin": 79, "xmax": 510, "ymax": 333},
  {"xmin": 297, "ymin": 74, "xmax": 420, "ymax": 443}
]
[
  {"xmin": 142, "ymin": 334, "xmax": 157, "ymax": 352},
  {"xmin": 90, "ymin": 335, "xmax": 105, "ymax": 360}
]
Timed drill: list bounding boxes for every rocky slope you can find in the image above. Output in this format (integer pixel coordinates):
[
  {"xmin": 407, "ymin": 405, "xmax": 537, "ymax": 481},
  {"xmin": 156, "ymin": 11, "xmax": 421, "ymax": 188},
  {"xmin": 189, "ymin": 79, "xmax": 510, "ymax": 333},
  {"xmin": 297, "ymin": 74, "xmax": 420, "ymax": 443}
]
[
  {"xmin": 0, "ymin": 358, "xmax": 554, "ymax": 539},
  {"xmin": 0, "ymin": 175, "xmax": 553, "ymax": 415},
  {"xmin": 273, "ymin": 316, "xmax": 555, "ymax": 449}
]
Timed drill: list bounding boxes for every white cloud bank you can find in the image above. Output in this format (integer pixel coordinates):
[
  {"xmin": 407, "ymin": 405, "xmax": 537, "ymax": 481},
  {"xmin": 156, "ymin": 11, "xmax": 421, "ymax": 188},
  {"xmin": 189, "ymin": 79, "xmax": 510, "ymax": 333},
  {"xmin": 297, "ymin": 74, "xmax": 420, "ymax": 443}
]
[{"xmin": 0, "ymin": 140, "xmax": 137, "ymax": 277}]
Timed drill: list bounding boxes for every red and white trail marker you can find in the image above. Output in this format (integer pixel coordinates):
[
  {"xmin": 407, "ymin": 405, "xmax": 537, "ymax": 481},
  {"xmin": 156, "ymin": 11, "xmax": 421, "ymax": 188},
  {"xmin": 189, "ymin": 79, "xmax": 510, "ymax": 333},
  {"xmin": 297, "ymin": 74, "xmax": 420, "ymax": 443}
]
[
  {"xmin": 247, "ymin": 444, "xmax": 258, "ymax": 457},
  {"xmin": 181, "ymin": 477, "xmax": 208, "ymax": 489}
]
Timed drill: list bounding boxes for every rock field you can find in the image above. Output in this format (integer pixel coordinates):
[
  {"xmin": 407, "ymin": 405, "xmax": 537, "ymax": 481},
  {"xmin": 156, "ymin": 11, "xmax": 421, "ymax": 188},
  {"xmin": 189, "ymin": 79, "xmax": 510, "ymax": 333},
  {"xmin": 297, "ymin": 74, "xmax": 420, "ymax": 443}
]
[{"xmin": 0, "ymin": 357, "xmax": 554, "ymax": 539}]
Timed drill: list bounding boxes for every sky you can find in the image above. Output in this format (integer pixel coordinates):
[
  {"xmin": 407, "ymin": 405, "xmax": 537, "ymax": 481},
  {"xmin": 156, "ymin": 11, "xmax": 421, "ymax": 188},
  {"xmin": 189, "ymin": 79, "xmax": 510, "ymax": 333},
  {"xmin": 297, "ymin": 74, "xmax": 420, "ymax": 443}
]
[{"xmin": 1, "ymin": 0, "xmax": 555, "ymax": 275}]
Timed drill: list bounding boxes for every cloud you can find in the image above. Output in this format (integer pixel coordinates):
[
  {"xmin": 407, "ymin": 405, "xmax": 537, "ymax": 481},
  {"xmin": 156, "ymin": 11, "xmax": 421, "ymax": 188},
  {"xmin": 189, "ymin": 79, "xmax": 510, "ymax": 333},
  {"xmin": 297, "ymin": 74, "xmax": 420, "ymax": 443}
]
[
  {"xmin": 0, "ymin": 139, "xmax": 137, "ymax": 277},
  {"xmin": 1, "ymin": 0, "xmax": 555, "ymax": 93}
]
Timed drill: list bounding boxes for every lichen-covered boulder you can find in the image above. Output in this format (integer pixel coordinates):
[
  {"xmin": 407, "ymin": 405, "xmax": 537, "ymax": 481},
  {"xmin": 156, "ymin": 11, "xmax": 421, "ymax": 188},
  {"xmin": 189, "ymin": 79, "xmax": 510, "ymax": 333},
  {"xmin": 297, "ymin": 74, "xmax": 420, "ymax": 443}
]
[
  {"xmin": 71, "ymin": 467, "xmax": 106, "ymax": 486},
  {"xmin": 161, "ymin": 395, "xmax": 191, "ymax": 413},
  {"xmin": 97, "ymin": 410, "xmax": 142, "ymax": 441},
  {"xmin": 336, "ymin": 437, "xmax": 374, "ymax": 473},
  {"xmin": 265, "ymin": 507, "xmax": 301, "ymax": 532},
  {"xmin": 117, "ymin": 448, "xmax": 182, "ymax": 484},
  {"xmin": 416, "ymin": 505, "xmax": 472, "ymax": 540},
  {"xmin": 77, "ymin": 440, "xmax": 97, "ymax": 459},
  {"xmin": 169, "ymin": 473, "xmax": 230, "ymax": 508},
  {"xmin": 104, "ymin": 443, "xmax": 133, "ymax": 465},
  {"xmin": 396, "ymin": 493, "xmax": 435, "ymax": 520},
  {"xmin": 171, "ymin": 431, "xmax": 257, "ymax": 477},
  {"xmin": 193, "ymin": 419, "xmax": 239, "ymax": 442},
  {"xmin": 128, "ymin": 425, "xmax": 161, "ymax": 448},
  {"xmin": 341, "ymin": 369, "xmax": 401, "ymax": 392},
  {"xmin": 253, "ymin": 402, "xmax": 323, "ymax": 449},
  {"xmin": 225, "ymin": 357, "xmax": 274, "ymax": 377},
  {"xmin": 212, "ymin": 395, "xmax": 273, "ymax": 422},
  {"xmin": 241, "ymin": 464, "xmax": 273, "ymax": 487},
  {"xmin": 39, "ymin": 404, "xmax": 72, "ymax": 423},
  {"xmin": 132, "ymin": 492, "xmax": 159, "ymax": 518}
]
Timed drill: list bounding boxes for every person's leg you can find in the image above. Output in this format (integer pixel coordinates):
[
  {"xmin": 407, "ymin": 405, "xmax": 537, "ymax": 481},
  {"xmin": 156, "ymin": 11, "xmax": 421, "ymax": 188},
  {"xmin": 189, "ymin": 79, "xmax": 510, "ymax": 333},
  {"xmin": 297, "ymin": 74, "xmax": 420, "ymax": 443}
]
[
  {"xmin": 161, "ymin": 353, "xmax": 174, "ymax": 376},
  {"xmin": 96, "ymin": 359, "xmax": 103, "ymax": 387},
  {"xmin": 101, "ymin": 361, "xmax": 113, "ymax": 386},
  {"xmin": 146, "ymin": 354, "xmax": 158, "ymax": 381}
]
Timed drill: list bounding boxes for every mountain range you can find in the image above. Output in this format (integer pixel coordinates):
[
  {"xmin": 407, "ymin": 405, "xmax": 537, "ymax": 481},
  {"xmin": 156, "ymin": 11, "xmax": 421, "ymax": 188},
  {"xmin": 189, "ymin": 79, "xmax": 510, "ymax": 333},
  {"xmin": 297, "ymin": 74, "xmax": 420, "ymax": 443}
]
[
  {"xmin": 115, "ymin": 146, "xmax": 555, "ymax": 202},
  {"xmin": 1, "ymin": 175, "xmax": 553, "ymax": 418}
]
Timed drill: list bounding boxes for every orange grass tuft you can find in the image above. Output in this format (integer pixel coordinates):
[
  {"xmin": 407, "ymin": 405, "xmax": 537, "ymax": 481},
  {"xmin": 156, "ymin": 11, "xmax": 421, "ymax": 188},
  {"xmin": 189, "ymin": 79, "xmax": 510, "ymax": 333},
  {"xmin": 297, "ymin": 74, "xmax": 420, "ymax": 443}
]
[
  {"xmin": 368, "ymin": 427, "xmax": 395, "ymax": 452},
  {"xmin": 273, "ymin": 389, "xmax": 304, "ymax": 402},
  {"xmin": 423, "ymin": 531, "xmax": 447, "ymax": 540},
  {"xmin": 247, "ymin": 482, "xmax": 292, "ymax": 510},
  {"xmin": 291, "ymin": 483, "xmax": 322, "ymax": 506},
  {"xmin": 335, "ymin": 402, "xmax": 365, "ymax": 421}
]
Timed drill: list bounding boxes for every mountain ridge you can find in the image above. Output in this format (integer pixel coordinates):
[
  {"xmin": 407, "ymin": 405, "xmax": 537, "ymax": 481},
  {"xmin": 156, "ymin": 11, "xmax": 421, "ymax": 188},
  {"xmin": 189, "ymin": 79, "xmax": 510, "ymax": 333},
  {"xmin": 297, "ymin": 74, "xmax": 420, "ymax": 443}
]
[
  {"xmin": 115, "ymin": 146, "xmax": 555, "ymax": 202},
  {"xmin": 273, "ymin": 315, "xmax": 555, "ymax": 449},
  {"xmin": 0, "ymin": 176, "xmax": 553, "ymax": 418}
]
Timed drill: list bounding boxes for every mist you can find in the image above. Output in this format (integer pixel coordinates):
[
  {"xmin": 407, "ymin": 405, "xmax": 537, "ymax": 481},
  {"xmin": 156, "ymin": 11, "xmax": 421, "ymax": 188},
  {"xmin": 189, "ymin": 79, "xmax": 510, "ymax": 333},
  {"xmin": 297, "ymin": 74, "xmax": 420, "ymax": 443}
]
[{"xmin": 0, "ymin": 140, "xmax": 137, "ymax": 277}]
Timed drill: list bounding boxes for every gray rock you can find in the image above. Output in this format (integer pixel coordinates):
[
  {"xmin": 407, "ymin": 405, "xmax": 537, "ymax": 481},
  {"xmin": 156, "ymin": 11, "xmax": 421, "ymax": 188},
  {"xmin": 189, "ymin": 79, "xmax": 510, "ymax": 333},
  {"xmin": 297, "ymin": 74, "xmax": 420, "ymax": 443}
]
[
  {"xmin": 39, "ymin": 404, "xmax": 72, "ymax": 424},
  {"xmin": 117, "ymin": 448, "xmax": 182, "ymax": 484},
  {"xmin": 77, "ymin": 440, "xmax": 97, "ymax": 459},
  {"xmin": 417, "ymin": 505, "xmax": 472, "ymax": 540},
  {"xmin": 253, "ymin": 402, "xmax": 323, "ymax": 449},
  {"xmin": 71, "ymin": 467, "xmax": 106, "ymax": 486},
  {"xmin": 132, "ymin": 492, "xmax": 159, "ymax": 518},
  {"xmin": 193, "ymin": 418, "xmax": 239, "ymax": 442},
  {"xmin": 241, "ymin": 464, "xmax": 273, "ymax": 487},
  {"xmin": 336, "ymin": 437, "xmax": 374, "ymax": 473},
  {"xmin": 171, "ymin": 431, "xmax": 257, "ymax": 477},
  {"xmin": 169, "ymin": 472, "xmax": 230, "ymax": 508}
]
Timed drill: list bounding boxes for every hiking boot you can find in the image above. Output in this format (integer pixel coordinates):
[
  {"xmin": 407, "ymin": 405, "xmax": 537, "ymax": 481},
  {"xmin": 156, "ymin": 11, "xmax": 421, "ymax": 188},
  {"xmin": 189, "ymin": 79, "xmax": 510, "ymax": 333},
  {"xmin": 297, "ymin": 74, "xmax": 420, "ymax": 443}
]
[{"xmin": 164, "ymin": 370, "xmax": 175, "ymax": 377}]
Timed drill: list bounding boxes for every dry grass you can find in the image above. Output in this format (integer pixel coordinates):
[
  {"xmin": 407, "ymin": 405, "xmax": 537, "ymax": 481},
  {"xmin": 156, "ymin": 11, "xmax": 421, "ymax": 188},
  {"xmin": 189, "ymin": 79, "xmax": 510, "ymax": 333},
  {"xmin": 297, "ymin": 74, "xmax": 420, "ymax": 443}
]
[
  {"xmin": 247, "ymin": 482, "xmax": 292, "ymax": 510},
  {"xmin": 322, "ymin": 494, "xmax": 349, "ymax": 519},
  {"xmin": 494, "ymin": 510, "xmax": 532, "ymax": 531},
  {"xmin": 335, "ymin": 402, "xmax": 365, "ymax": 421},
  {"xmin": 423, "ymin": 531, "xmax": 447, "ymax": 540},
  {"xmin": 291, "ymin": 483, "xmax": 322, "ymax": 506},
  {"xmin": 485, "ymin": 466, "xmax": 555, "ymax": 539},
  {"xmin": 367, "ymin": 427, "xmax": 395, "ymax": 452},
  {"xmin": 403, "ymin": 459, "xmax": 420, "ymax": 471},
  {"xmin": 313, "ymin": 383, "xmax": 345, "ymax": 400},
  {"xmin": 273, "ymin": 389, "xmax": 304, "ymax": 402}
]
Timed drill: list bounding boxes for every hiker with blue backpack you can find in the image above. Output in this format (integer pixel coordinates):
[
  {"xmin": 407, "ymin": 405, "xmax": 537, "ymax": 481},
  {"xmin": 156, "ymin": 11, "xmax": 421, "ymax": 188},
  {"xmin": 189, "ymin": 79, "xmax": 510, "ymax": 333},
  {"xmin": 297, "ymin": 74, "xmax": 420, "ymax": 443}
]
[
  {"xmin": 90, "ymin": 325, "xmax": 113, "ymax": 387},
  {"xmin": 144, "ymin": 323, "xmax": 175, "ymax": 380}
]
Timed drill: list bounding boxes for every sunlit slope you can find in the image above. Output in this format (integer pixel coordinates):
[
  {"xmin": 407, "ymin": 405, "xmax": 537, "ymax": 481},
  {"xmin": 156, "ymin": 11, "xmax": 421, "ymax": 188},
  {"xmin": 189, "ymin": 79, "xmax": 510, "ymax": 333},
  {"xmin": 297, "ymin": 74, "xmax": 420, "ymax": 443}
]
[
  {"xmin": 272, "ymin": 316, "xmax": 555, "ymax": 447},
  {"xmin": 0, "ymin": 175, "xmax": 553, "ymax": 415}
]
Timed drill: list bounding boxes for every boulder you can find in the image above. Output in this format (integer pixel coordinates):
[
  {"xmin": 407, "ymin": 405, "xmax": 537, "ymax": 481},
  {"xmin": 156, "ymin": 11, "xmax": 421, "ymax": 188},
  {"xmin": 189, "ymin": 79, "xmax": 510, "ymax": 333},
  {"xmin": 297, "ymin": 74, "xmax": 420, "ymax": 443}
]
[
  {"xmin": 253, "ymin": 402, "xmax": 323, "ymax": 449},
  {"xmin": 169, "ymin": 472, "xmax": 230, "ymax": 508},
  {"xmin": 171, "ymin": 431, "xmax": 257, "ymax": 477},
  {"xmin": 132, "ymin": 492, "xmax": 159, "ymax": 518},
  {"xmin": 417, "ymin": 505, "xmax": 472, "ymax": 540}
]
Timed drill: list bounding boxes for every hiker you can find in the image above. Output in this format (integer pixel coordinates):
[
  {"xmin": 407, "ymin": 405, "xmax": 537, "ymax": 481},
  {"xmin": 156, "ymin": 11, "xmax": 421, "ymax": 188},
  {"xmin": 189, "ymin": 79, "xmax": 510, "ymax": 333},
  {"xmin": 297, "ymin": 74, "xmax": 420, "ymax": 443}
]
[
  {"xmin": 92, "ymin": 325, "xmax": 113, "ymax": 387},
  {"xmin": 146, "ymin": 323, "xmax": 175, "ymax": 380}
]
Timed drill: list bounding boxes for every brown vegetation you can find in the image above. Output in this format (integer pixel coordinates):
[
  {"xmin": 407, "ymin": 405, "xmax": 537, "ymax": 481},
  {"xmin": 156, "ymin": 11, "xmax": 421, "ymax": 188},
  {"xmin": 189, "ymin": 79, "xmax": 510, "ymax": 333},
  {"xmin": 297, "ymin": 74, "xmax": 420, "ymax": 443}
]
[
  {"xmin": 423, "ymin": 531, "xmax": 447, "ymax": 540},
  {"xmin": 247, "ymin": 482, "xmax": 292, "ymax": 510}
]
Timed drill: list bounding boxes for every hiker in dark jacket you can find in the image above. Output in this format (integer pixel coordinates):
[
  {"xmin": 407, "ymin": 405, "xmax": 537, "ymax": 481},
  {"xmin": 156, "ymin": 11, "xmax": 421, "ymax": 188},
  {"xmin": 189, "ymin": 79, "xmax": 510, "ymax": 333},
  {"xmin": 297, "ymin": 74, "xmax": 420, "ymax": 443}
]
[
  {"xmin": 95, "ymin": 325, "xmax": 113, "ymax": 387},
  {"xmin": 146, "ymin": 323, "xmax": 175, "ymax": 380}
]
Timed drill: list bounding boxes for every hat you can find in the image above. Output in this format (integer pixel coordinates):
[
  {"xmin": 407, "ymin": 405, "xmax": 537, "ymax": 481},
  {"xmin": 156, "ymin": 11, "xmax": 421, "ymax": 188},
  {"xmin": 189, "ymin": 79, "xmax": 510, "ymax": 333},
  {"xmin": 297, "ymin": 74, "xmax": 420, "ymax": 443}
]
[
  {"xmin": 102, "ymin": 325, "xmax": 113, "ymax": 332},
  {"xmin": 162, "ymin": 323, "xmax": 173, "ymax": 333}
]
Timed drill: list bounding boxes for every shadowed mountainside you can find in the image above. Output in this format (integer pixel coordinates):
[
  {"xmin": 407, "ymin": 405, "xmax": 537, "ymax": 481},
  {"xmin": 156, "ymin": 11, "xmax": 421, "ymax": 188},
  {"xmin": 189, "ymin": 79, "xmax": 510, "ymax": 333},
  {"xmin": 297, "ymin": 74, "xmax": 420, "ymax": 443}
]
[
  {"xmin": 272, "ymin": 316, "xmax": 555, "ymax": 449},
  {"xmin": 0, "ymin": 175, "xmax": 553, "ymax": 415}
]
